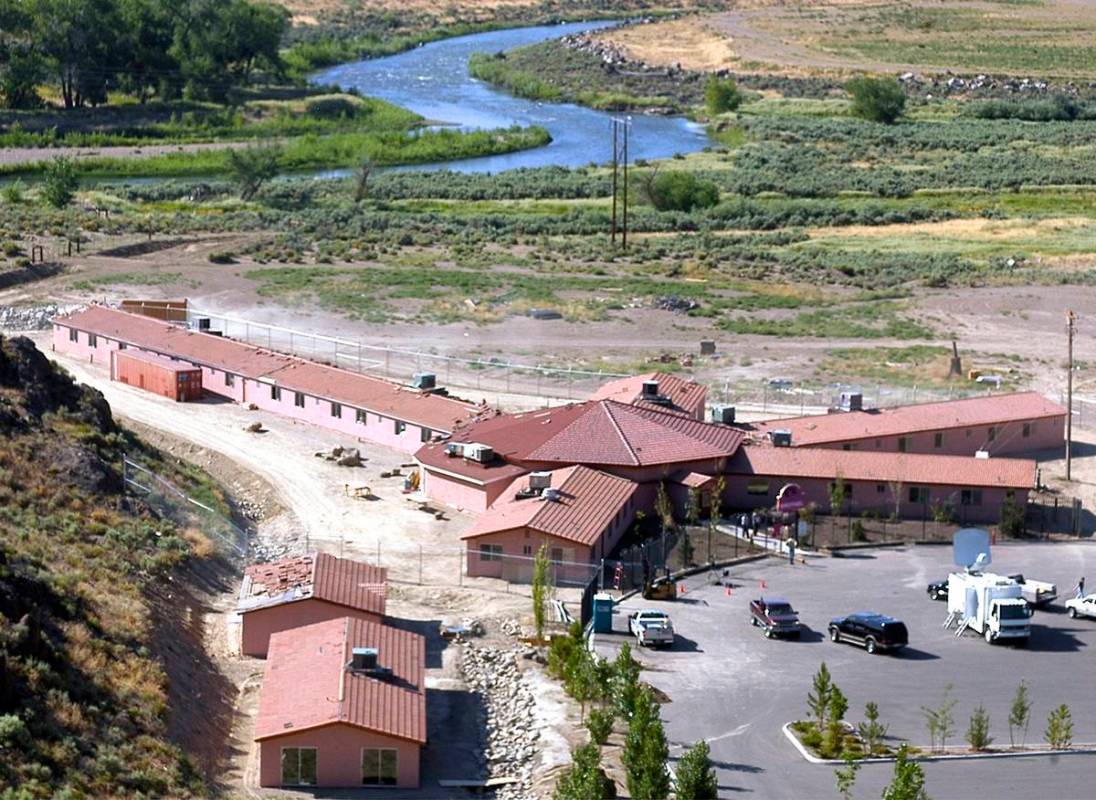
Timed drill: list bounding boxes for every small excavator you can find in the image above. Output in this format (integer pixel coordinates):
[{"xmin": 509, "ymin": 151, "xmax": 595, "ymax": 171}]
[{"xmin": 642, "ymin": 566, "xmax": 678, "ymax": 601}]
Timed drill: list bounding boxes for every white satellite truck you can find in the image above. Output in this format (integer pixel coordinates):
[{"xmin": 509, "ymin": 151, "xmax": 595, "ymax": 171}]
[{"xmin": 944, "ymin": 528, "xmax": 1032, "ymax": 646}]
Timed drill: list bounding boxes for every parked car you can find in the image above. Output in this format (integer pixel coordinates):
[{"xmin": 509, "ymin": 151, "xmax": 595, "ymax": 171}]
[
  {"xmin": 1066, "ymin": 593, "xmax": 1096, "ymax": 619},
  {"xmin": 1007, "ymin": 574, "xmax": 1058, "ymax": 607},
  {"xmin": 927, "ymin": 579, "xmax": 948, "ymax": 601},
  {"xmin": 628, "ymin": 609, "xmax": 674, "ymax": 648},
  {"xmin": 749, "ymin": 597, "xmax": 802, "ymax": 638},
  {"xmin": 828, "ymin": 613, "xmax": 908, "ymax": 655}
]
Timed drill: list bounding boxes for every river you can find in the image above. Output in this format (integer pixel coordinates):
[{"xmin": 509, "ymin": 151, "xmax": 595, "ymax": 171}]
[{"xmin": 311, "ymin": 21, "xmax": 711, "ymax": 173}]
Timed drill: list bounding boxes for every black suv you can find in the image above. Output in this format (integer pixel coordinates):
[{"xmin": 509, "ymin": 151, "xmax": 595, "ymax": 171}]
[
  {"xmin": 927, "ymin": 580, "xmax": 948, "ymax": 601},
  {"xmin": 828, "ymin": 613, "xmax": 908, "ymax": 655}
]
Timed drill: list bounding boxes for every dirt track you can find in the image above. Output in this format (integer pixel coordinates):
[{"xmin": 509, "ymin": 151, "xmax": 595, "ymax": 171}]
[{"xmin": 0, "ymin": 140, "xmax": 260, "ymax": 168}]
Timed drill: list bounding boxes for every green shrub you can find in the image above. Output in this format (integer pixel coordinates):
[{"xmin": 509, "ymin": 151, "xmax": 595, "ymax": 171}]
[
  {"xmin": 705, "ymin": 76, "xmax": 742, "ymax": 115},
  {"xmin": 845, "ymin": 76, "xmax": 906, "ymax": 124},
  {"xmin": 586, "ymin": 707, "xmax": 615, "ymax": 746},
  {"xmin": 643, "ymin": 172, "xmax": 719, "ymax": 212},
  {"xmin": 41, "ymin": 157, "xmax": 78, "ymax": 209},
  {"xmin": 0, "ymin": 714, "xmax": 29, "ymax": 749},
  {"xmin": 305, "ymin": 96, "xmax": 363, "ymax": 120}
]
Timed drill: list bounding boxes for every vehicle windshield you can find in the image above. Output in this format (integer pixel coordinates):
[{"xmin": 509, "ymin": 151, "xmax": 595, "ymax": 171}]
[
  {"xmin": 767, "ymin": 604, "xmax": 795, "ymax": 616},
  {"xmin": 999, "ymin": 604, "xmax": 1031, "ymax": 620}
]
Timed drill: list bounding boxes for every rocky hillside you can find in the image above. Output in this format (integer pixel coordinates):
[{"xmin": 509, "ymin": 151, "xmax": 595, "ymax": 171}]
[{"xmin": 0, "ymin": 336, "xmax": 227, "ymax": 797}]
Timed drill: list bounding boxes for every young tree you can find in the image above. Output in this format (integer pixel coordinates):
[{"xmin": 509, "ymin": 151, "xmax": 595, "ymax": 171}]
[
  {"xmin": 643, "ymin": 171, "xmax": 720, "ymax": 212},
  {"xmin": 353, "ymin": 155, "xmax": 374, "ymax": 203},
  {"xmin": 704, "ymin": 75, "xmax": 742, "ymax": 115},
  {"xmin": 41, "ymin": 156, "xmax": 78, "ymax": 209},
  {"xmin": 1008, "ymin": 680, "xmax": 1031, "ymax": 748},
  {"xmin": 824, "ymin": 685, "xmax": 850, "ymax": 756},
  {"xmin": 858, "ymin": 701, "xmax": 888, "ymax": 756},
  {"xmin": 674, "ymin": 740, "xmax": 718, "ymax": 800},
  {"xmin": 532, "ymin": 541, "xmax": 554, "ymax": 642},
  {"xmin": 227, "ymin": 145, "xmax": 280, "ymax": 201},
  {"xmin": 881, "ymin": 745, "xmax": 928, "ymax": 800},
  {"xmin": 846, "ymin": 76, "xmax": 907, "ymax": 124},
  {"xmin": 966, "ymin": 704, "xmax": 992, "ymax": 751},
  {"xmin": 586, "ymin": 706, "xmax": 615, "ymax": 746},
  {"xmin": 834, "ymin": 752, "xmax": 860, "ymax": 800},
  {"xmin": 999, "ymin": 496, "xmax": 1025, "ymax": 538},
  {"xmin": 920, "ymin": 684, "xmax": 956, "ymax": 752},
  {"xmin": 829, "ymin": 473, "xmax": 848, "ymax": 538},
  {"xmin": 554, "ymin": 742, "xmax": 612, "ymax": 800},
  {"xmin": 623, "ymin": 688, "xmax": 670, "ymax": 800},
  {"xmin": 655, "ymin": 481, "xmax": 675, "ymax": 534},
  {"xmin": 1046, "ymin": 704, "xmax": 1073, "ymax": 750},
  {"xmin": 807, "ymin": 662, "xmax": 834, "ymax": 731},
  {"xmin": 613, "ymin": 642, "xmax": 642, "ymax": 719}
]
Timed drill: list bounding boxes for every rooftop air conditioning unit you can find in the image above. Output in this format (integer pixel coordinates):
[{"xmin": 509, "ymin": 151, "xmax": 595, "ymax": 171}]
[
  {"xmin": 351, "ymin": 647, "xmax": 378, "ymax": 671},
  {"xmin": 838, "ymin": 391, "xmax": 863, "ymax": 412},
  {"xmin": 770, "ymin": 429, "xmax": 793, "ymax": 447},
  {"xmin": 543, "ymin": 487, "xmax": 562, "ymax": 503},
  {"xmin": 641, "ymin": 380, "xmax": 660, "ymax": 398},
  {"xmin": 709, "ymin": 404, "xmax": 736, "ymax": 425},
  {"xmin": 195, "ymin": 317, "xmax": 211, "ymax": 331},
  {"xmin": 465, "ymin": 443, "xmax": 494, "ymax": 463},
  {"xmin": 975, "ymin": 450, "xmax": 990, "ymax": 459},
  {"xmin": 444, "ymin": 442, "xmax": 464, "ymax": 458},
  {"xmin": 412, "ymin": 372, "xmax": 437, "ymax": 391},
  {"xmin": 528, "ymin": 472, "xmax": 552, "ymax": 491}
]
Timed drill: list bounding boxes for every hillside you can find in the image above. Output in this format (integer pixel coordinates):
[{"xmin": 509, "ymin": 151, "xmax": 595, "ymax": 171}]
[{"xmin": 0, "ymin": 336, "xmax": 229, "ymax": 797}]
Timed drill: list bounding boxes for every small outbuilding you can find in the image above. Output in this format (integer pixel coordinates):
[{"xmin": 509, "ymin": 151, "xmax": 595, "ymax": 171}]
[
  {"xmin": 255, "ymin": 616, "xmax": 426, "ymax": 789},
  {"xmin": 238, "ymin": 552, "xmax": 386, "ymax": 658},
  {"xmin": 111, "ymin": 348, "xmax": 203, "ymax": 402}
]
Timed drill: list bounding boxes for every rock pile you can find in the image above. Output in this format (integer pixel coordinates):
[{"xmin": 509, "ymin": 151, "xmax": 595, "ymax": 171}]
[
  {"xmin": 0, "ymin": 304, "xmax": 82, "ymax": 331},
  {"xmin": 461, "ymin": 643, "xmax": 539, "ymax": 800}
]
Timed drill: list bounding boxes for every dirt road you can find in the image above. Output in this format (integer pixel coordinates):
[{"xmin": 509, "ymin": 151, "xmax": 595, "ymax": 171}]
[{"xmin": 0, "ymin": 140, "xmax": 260, "ymax": 169}]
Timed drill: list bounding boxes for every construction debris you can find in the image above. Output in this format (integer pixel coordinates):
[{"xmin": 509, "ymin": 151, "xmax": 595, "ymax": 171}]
[
  {"xmin": 244, "ymin": 421, "xmax": 265, "ymax": 433},
  {"xmin": 0, "ymin": 303, "xmax": 82, "ymax": 331},
  {"xmin": 314, "ymin": 446, "xmax": 364, "ymax": 466}
]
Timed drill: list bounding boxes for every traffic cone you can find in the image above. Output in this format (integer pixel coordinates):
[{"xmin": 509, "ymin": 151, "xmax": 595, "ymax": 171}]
[
  {"xmin": 678, "ymin": 583, "xmax": 686, "ymax": 595},
  {"xmin": 725, "ymin": 586, "xmax": 732, "ymax": 597},
  {"xmin": 760, "ymin": 579, "xmax": 767, "ymax": 589}
]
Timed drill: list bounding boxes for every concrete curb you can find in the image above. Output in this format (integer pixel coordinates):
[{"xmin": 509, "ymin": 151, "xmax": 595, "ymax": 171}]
[
  {"xmin": 823, "ymin": 541, "xmax": 905, "ymax": 555},
  {"xmin": 782, "ymin": 723, "xmax": 1096, "ymax": 764}
]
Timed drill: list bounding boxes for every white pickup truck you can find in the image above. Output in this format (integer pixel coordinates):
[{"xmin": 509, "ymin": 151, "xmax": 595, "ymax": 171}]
[
  {"xmin": 1008, "ymin": 574, "xmax": 1058, "ymax": 607},
  {"xmin": 1066, "ymin": 593, "xmax": 1096, "ymax": 619},
  {"xmin": 628, "ymin": 609, "xmax": 674, "ymax": 648}
]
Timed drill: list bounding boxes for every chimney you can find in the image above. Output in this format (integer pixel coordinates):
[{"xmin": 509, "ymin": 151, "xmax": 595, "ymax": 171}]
[
  {"xmin": 641, "ymin": 380, "xmax": 660, "ymax": 398},
  {"xmin": 351, "ymin": 647, "xmax": 378, "ymax": 671}
]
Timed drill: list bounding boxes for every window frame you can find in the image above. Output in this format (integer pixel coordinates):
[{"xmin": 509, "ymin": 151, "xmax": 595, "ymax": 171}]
[
  {"xmin": 224, "ymin": 372, "xmax": 235, "ymax": 388},
  {"xmin": 908, "ymin": 486, "xmax": 929, "ymax": 504},
  {"xmin": 933, "ymin": 432, "xmax": 943, "ymax": 449},
  {"xmin": 356, "ymin": 409, "xmax": 368, "ymax": 425},
  {"xmin": 420, "ymin": 427, "xmax": 432, "ymax": 443},
  {"xmin": 1022, "ymin": 422, "xmax": 1033, "ymax": 438},
  {"xmin": 331, "ymin": 401, "xmax": 342, "ymax": 419},
  {"xmin": 280, "ymin": 746, "xmax": 317, "ymax": 787},
  {"xmin": 294, "ymin": 392, "xmax": 305, "ymax": 408},
  {"xmin": 87, "ymin": 333, "xmax": 97, "ymax": 347},
  {"xmin": 479, "ymin": 543, "xmax": 503, "ymax": 562},
  {"xmin": 361, "ymin": 747, "xmax": 398, "ymax": 786},
  {"xmin": 270, "ymin": 384, "xmax": 281, "ymax": 401},
  {"xmin": 960, "ymin": 488, "xmax": 983, "ymax": 507},
  {"xmin": 68, "ymin": 327, "xmax": 78, "ymax": 342},
  {"xmin": 395, "ymin": 419, "xmax": 406, "ymax": 435}
]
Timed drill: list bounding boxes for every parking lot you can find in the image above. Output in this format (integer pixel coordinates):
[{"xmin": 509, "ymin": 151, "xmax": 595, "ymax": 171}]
[{"xmin": 594, "ymin": 541, "xmax": 1096, "ymax": 799}]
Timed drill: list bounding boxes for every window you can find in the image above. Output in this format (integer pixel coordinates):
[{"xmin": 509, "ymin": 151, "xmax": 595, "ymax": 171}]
[
  {"xmin": 522, "ymin": 545, "xmax": 532, "ymax": 556},
  {"xmin": 842, "ymin": 443, "xmax": 852, "ymax": 451},
  {"xmin": 356, "ymin": 409, "xmax": 367, "ymax": 425},
  {"xmin": 933, "ymin": 432, "xmax": 943, "ymax": 449},
  {"xmin": 961, "ymin": 489, "xmax": 983, "ymax": 506},
  {"xmin": 68, "ymin": 328, "xmax": 78, "ymax": 342},
  {"xmin": 294, "ymin": 392, "xmax": 305, "ymax": 408},
  {"xmin": 551, "ymin": 547, "xmax": 564, "ymax": 564},
  {"xmin": 331, "ymin": 402, "xmax": 342, "ymax": 418},
  {"xmin": 270, "ymin": 385, "xmax": 281, "ymax": 401},
  {"xmin": 747, "ymin": 481, "xmax": 770, "ymax": 496},
  {"xmin": 966, "ymin": 429, "xmax": 972, "ymax": 438},
  {"xmin": 875, "ymin": 439, "xmax": 882, "ymax": 449},
  {"xmin": 479, "ymin": 544, "xmax": 502, "ymax": 562},
  {"xmin": 225, "ymin": 373, "xmax": 235, "ymax": 387},
  {"xmin": 88, "ymin": 333, "xmax": 97, "ymax": 347},
  {"xmin": 876, "ymin": 483, "xmax": 886, "ymax": 494},
  {"xmin": 395, "ymin": 420, "xmax": 406, "ymax": 435},
  {"xmin": 362, "ymin": 748, "xmax": 397, "ymax": 786},
  {"xmin": 908, "ymin": 486, "xmax": 929, "ymax": 504},
  {"xmin": 1023, "ymin": 422, "xmax": 1033, "ymax": 438},
  {"xmin": 281, "ymin": 747, "xmax": 317, "ymax": 786},
  {"xmin": 898, "ymin": 437, "xmax": 909, "ymax": 453},
  {"xmin": 118, "ymin": 342, "xmax": 127, "ymax": 350},
  {"xmin": 421, "ymin": 427, "xmax": 432, "ymax": 443},
  {"xmin": 987, "ymin": 426, "xmax": 998, "ymax": 442}
]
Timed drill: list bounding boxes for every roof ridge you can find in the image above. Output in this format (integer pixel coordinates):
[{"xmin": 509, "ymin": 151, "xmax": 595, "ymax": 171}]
[{"xmin": 599, "ymin": 402, "xmax": 640, "ymax": 466}]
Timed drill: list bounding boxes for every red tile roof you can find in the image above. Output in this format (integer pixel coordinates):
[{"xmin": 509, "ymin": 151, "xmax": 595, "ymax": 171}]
[
  {"xmin": 429, "ymin": 400, "xmax": 742, "ymax": 470},
  {"xmin": 56, "ymin": 305, "xmax": 482, "ymax": 432},
  {"xmin": 462, "ymin": 465, "xmax": 637, "ymax": 546},
  {"xmin": 255, "ymin": 617, "xmax": 426, "ymax": 744},
  {"xmin": 239, "ymin": 552, "xmax": 387, "ymax": 616},
  {"xmin": 671, "ymin": 470, "xmax": 717, "ymax": 489},
  {"xmin": 589, "ymin": 372, "xmax": 708, "ymax": 418},
  {"xmin": 730, "ymin": 444, "xmax": 1036, "ymax": 489},
  {"xmin": 754, "ymin": 392, "xmax": 1066, "ymax": 447}
]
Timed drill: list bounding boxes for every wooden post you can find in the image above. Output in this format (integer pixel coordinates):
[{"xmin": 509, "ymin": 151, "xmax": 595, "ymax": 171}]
[{"xmin": 1067, "ymin": 310, "xmax": 1075, "ymax": 481}]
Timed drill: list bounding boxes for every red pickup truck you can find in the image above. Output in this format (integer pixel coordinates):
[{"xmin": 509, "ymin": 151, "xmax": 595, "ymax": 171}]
[{"xmin": 749, "ymin": 597, "xmax": 802, "ymax": 639}]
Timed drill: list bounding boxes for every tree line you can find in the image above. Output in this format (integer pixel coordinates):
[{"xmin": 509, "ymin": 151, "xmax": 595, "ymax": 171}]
[{"xmin": 0, "ymin": 0, "xmax": 288, "ymax": 109}]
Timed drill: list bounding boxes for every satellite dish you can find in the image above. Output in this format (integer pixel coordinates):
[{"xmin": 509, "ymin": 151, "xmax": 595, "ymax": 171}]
[{"xmin": 953, "ymin": 528, "xmax": 991, "ymax": 569}]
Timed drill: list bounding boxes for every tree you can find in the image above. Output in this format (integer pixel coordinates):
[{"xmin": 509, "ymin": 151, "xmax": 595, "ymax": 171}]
[
  {"xmin": 623, "ymin": 688, "xmax": 670, "ymax": 800},
  {"xmin": 834, "ymin": 752, "xmax": 860, "ymax": 800},
  {"xmin": 807, "ymin": 662, "xmax": 834, "ymax": 730},
  {"xmin": 532, "ymin": 540, "xmax": 554, "ymax": 642},
  {"xmin": 586, "ymin": 706, "xmax": 614, "ymax": 746},
  {"xmin": 858, "ymin": 701, "xmax": 888, "ymax": 756},
  {"xmin": 0, "ymin": 39, "xmax": 44, "ymax": 109},
  {"xmin": 1007, "ymin": 680, "xmax": 1031, "ymax": 748},
  {"xmin": 999, "ymin": 496, "xmax": 1025, "ymax": 538},
  {"xmin": 642, "ymin": 171, "xmax": 720, "ymax": 212},
  {"xmin": 655, "ymin": 481, "xmax": 674, "ymax": 535},
  {"xmin": 966, "ymin": 704, "xmax": 992, "ymax": 751},
  {"xmin": 1045, "ymin": 704, "xmax": 1073, "ymax": 750},
  {"xmin": 920, "ymin": 684, "xmax": 956, "ymax": 752},
  {"xmin": 227, "ymin": 146, "xmax": 280, "ymax": 201},
  {"xmin": 704, "ymin": 75, "xmax": 742, "ymax": 115},
  {"xmin": 823, "ymin": 685, "xmax": 849, "ymax": 756},
  {"xmin": 27, "ymin": 0, "xmax": 120, "ymax": 108},
  {"xmin": 829, "ymin": 473, "xmax": 848, "ymax": 537},
  {"xmin": 554, "ymin": 742, "xmax": 613, "ymax": 800},
  {"xmin": 354, "ymin": 155, "xmax": 374, "ymax": 203},
  {"xmin": 881, "ymin": 745, "xmax": 928, "ymax": 800},
  {"xmin": 41, "ymin": 157, "xmax": 78, "ymax": 209},
  {"xmin": 674, "ymin": 740, "xmax": 717, "ymax": 800},
  {"xmin": 888, "ymin": 476, "xmax": 904, "ymax": 521},
  {"xmin": 846, "ymin": 76, "xmax": 906, "ymax": 124},
  {"xmin": 612, "ymin": 642, "xmax": 642, "ymax": 719}
]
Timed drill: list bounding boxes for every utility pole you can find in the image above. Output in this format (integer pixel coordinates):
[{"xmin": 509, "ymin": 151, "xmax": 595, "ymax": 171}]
[
  {"xmin": 622, "ymin": 115, "xmax": 630, "ymax": 250},
  {"xmin": 1067, "ymin": 309, "xmax": 1076, "ymax": 480},
  {"xmin": 610, "ymin": 118, "xmax": 618, "ymax": 244}
]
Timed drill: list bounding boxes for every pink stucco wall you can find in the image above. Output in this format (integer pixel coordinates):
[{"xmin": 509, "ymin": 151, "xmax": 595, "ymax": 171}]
[
  {"xmin": 420, "ymin": 468, "xmax": 516, "ymax": 514},
  {"xmin": 808, "ymin": 417, "xmax": 1064, "ymax": 459},
  {"xmin": 52, "ymin": 323, "xmax": 433, "ymax": 454},
  {"xmin": 723, "ymin": 474, "xmax": 1028, "ymax": 524},
  {"xmin": 241, "ymin": 599, "xmax": 383, "ymax": 658},
  {"xmin": 259, "ymin": 723, "xmax": 420, "ymax": 789}
]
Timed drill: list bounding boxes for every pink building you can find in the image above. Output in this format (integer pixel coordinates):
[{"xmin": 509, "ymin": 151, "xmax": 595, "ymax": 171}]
[
  {"xmin": 462, "ymin": 465, "xmax": 638, "ymax": 582},
  {"xmin": 589, "ymin": 372, "xmax": 708, "ymax": 420},
  {"xmin": 52, "ymin": 305, "xmax": 485, "ymax": 454},
  {"xmin": 726, "ymin": 444, "xmax": 1037, "ymax": 524},
  {"xmin": 752, "ymin": 392, "xmax": 1066, "ymax": 459},
  {"xmin": 255, "ymin": 617, "xmax": 426, "ymax": 789},
  {"xmin": 238, "ymin": 552, "xmax": 387, "ymax": 658}
]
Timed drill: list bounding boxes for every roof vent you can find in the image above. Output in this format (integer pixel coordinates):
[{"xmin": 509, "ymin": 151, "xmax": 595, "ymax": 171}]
[
  {"xmin": 838, "ymin": 391, "xmax": 863, "ymax": 412},
  {"xmin": 529, "ymin": 471, "xmax": 552, "ymax": 491},
  {"xmin": 351, "ymin": 647, "xmax": 378, "ymax": 671},
  {"xmin": 770, "ymin": 429, "xmax": 793, "ymax": 447},
  {"xmin": 975, "ymin": 450, "xmax": 990, "ymax": 459},
  {"xmin": 411, "ymin": 372, "xmax": 436, "ymax": 391},
  {"xmin": 709, "ymin": 404, "xmax": 735, "ymax": 425},
  {"xmin": 464, "ymin": 443, "xmax": 494, "ymax": 463},
  {"xmin": 543, "ymin": 487, "xmax": 562, "ymax": 503},
  {"xmin": 641, "ymin": 380, "xmax": 660, "ymax": 398},
  {"xmin": 444, "ymin": 442, "xmax": 464, "ymax": 458}
]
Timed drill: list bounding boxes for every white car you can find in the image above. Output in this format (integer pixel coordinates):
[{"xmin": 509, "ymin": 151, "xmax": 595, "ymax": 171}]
[
  {"xmin": 1066, "ymin": 594, "xmax": 1096, "ymax": 619},
  {"xmin": 628, "ymin": 609, "xmax": 674, "ymax": 648}
]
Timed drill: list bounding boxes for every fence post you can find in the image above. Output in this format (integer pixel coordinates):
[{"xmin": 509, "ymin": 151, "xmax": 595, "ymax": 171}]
[
  {"xmin": 419, "ymin": 545, "xmax": 423, "ymax": 585},
  {"xmin": 459, "ymin": 548, "xmax": 464, "ymax": 586}
]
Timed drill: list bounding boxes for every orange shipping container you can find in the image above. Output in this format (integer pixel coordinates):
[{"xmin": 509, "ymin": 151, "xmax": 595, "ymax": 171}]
[{"xmin": 111, "ymin": 348, "xmax": 203, "ymax": 402}]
